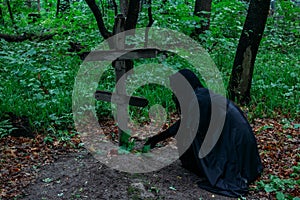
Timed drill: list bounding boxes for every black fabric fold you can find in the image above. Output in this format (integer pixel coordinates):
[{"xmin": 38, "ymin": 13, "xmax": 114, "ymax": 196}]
[{"xmin": 169, "ymin": 69, "xmax": 263, "ymax": 198}]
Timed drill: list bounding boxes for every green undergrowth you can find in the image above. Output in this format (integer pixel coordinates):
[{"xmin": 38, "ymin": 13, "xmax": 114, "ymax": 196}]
[
  {"xmin": 0, "ymin": 0, "xmax": 299, "ymax": 134},
  {"xmin": 256, "ymin": 162, "xmax": 300, "ymax": 200}
]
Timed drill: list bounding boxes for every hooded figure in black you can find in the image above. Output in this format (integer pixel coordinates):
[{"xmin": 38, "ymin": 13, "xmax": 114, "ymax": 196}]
[{"xmin": 145, "ymin": 69, "xmax": 263, "ymax": 197}]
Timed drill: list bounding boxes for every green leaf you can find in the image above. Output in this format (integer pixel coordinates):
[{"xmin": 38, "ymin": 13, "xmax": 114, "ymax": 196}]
[
  {"xmin": 264, "ymin": 184, "xmax": 275, "ymax": 193},
  {"xmin": 276, "ymin": 192, "xmax": 285, "ymax": 200},
  {"xmin": 293, "ymin": 124, "xmax": 300, "ymax": 129},
  {"xmin": 169, "ymin": 186, "xmax": 176, "ymax": 191},
  {"xmin": 57, "ymin": 193, "xmax": 64, "ymax": 197},
  {"xmin": 120, "ymin": 131, "xmax": 131, "ymax": 145},
  {"xmin": 42, "ymin": 177, "xmax": 53, "ymax": 183},
  {"xmin": 262, "ymin": 125, "xmax": 273, "ymax": 130},
  {"xmin": 142, "ymin": 145, "xmax": 151, "ymax": 153}
]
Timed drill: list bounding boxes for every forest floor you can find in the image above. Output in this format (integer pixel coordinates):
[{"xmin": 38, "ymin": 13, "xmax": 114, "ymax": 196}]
[{"xmin": 0, "ymin": 117, "xmax": 299, "ymax": 200}]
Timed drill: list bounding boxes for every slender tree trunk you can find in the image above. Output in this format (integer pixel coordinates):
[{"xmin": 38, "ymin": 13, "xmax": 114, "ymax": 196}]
[
  {"xmin": 0, "ymin": 4, "xmax": 4, "ymax": 25},
  {"xmin": 37, "ymin": 0, "xmax": 40, "ymax": 13},
  {"xmin": 6, "ymin": 0, "xmax": 14, "ymax": 25},
  {"xmin": 144, "ymin": 0, "xmax": 153, "ymax": 47},
  {"xmin": 125, "ymin": 0, "xmax": 140, "ymax": 33},
  {"xmin": 85, "ymin": 0, "xmax": 113, "ymax": 44},
  {"xmin": 228, "ymin": 0, "xmax": 270, "ymax": 105},
  {"xmin": 56, "ymin": 0, "xmax": 60, "ymax": 16},
  {"xmin": 123, "ymin": 0, "xmax": 141, "ymax": 78},
  {"xmin": 193, "ymin": 0, "xmax": 212, "ymax": 36},
  {"xmin": 120, "ymin": 0, "xmax": 128, "ymax": 16},
  {"xmin": 111, "ymin": 0, "xmax": 117, "ymax": 16}
]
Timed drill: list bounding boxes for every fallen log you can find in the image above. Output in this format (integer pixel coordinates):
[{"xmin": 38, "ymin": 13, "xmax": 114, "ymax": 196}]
[{"xmin": 0, "ymin": 32, "xmax": 56, "ymax": 42}]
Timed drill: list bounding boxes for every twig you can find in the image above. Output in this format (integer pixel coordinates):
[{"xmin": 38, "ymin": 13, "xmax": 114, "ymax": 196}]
[{"xmin": 144, "ymin": 0, "xmax": 154, "ymax": 47}]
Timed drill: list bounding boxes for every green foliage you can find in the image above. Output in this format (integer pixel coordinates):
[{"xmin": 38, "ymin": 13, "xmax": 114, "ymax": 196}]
[
  {"xmin": 0, "ymin": 38, "xmax": 78, "ymax": 131},
  {"xmin": 0, "ymin": 120, "xmax": 16, "ymax": 139},
  {"xmin": 196, "ymin": 0, "xmax": 299, "ymax": 119},
  {"xmin": 0, "ymin": 0, "xmax": 104, "ymax": 133},
  {"xmin": 44, "ymin": 126, "xmax": 78, "ymax": 146},
  {"xmin": 257, "ymin": 163, "xmax": 300, "ymax": 199},
  {"xmin": 250, "ymin": 0, "xmax": 300, "ymax": 118},
  {"xmin": 0, "ymin": 0, "xmax": 299, "ymax": 136},
  {"xmin": 211, "ymin": 0, "xmax": 247, "ymax": 38},
  {"xmin": 142, "ymin": 145, "xmax": 151, "ymax": 153},
  {"xmin": 120, "ymin": 131, "xmax": 131, "ymax": 147},
  {"xmin": 146, "ymin": 0, "xmax": 197, "ymax": 34}
]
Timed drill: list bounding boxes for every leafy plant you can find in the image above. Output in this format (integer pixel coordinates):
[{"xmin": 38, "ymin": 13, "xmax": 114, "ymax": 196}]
[
  {"xmin": 0, "ymin": 120, "xmax": 16, "ymax": 138},
  {"xmin": 257, "ymin": 173, "xmax": 300, "ymax": 199}
]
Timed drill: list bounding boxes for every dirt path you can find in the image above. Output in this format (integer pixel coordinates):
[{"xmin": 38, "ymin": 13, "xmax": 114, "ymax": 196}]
[
  {"xmin": 3, "ymin": 117, "xmax": 298, "ymax": 199},
  {"xmin": 21, "ymin": 149, "xmax": 238, "ymax": 200}
]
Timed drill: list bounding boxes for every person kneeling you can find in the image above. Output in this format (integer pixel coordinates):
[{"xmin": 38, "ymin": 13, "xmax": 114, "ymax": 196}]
[{"xmin": 145, "ymin": 69, "xmax": 263, "ymax": 198}]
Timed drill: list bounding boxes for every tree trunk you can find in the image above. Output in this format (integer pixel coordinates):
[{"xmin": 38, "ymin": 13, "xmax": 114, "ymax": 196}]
[
  {"xmin": 6, "ymin": 0, "xmax": 14, "ymax": 24},
  {"xmin": 193, "ymin": 0, "xmax": 212, "ymax": 36},
  {"xmin": 120, "ymin": 0, "xmax": 128, "ymax": 16},
  {"xmin": 228, "ymin": 0, "xmax": 270, "ymax": 105},
  {"xmin": 111, "ymin": 0, "xmax": 118, "ymax": 16},
  {"xmin": 125, "ymin": 0, "xmax": 140, "ymax": 33},
  {"xmin": 144, "ymin": 0, "xmax": 153, "ymax": 47},
  {"xmin": 0, "ymin": 4, "xmax": 4, "ymax": 25},
  {"xmin": 37, "ymin": 0, "xmax": 40, "ymax": 13},
  {"xmin": 85, "ymin": 0, "xmax": 112, "ymax": 41},
  {"xmin": 56, "ymin": 0, "xmax": 60, "ymax": 16}
]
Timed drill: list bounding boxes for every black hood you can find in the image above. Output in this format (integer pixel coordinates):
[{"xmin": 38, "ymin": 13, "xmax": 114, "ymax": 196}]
[
  {"xmin": 169, "ymin": 69, "xmax": 203, "ymax": 91},
  {"xmin": 169, "ymin": 69, "xmax": 206, "ymax": 112}
]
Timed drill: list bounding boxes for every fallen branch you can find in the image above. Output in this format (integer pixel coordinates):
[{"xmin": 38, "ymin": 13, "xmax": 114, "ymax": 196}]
[{"xmin": 0, "ymin": 32, "xmax": 56, "ymax": 42}]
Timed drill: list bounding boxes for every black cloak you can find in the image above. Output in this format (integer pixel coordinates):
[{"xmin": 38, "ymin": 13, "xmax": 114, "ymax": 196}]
[{"xmin": 145, "ymin": 69, "xmax": 263, "ymax": 197}]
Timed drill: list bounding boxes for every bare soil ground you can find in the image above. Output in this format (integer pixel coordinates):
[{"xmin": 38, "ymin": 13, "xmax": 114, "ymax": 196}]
[{"xmin": 21, "ymin": 149, "xmax": 235, "ymax": 200}]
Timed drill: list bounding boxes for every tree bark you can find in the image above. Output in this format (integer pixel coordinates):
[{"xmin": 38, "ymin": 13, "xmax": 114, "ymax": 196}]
[
  {"xmin": 56, "ymin": 0, "xmax": 60, "ymax": 16},
  {"xmin": 6, "ymin": 0, "xmax": 14, "ymax": 24},
  {"xmin": 0, "ymin": 5, "xmax": 4, "ymax": 25},
  {"xmin": 112, "ymin": 0, "xmax": 118, "ymax": 16},
  {"xmin": 120, "ymin": 0, "xmax": 128, "ymax": 16},
  {"xmin": 37, "ymin": 0, "xmax": 40, "ymax": 13},
  {"xmin": 228, "ymin": 0, "xmax": 270, "ymax": 105},
  {"xmin": 85, "ymin": 0, "xmax": 112, "ymax": 40},
  {"xmin": 125, "ymin": 0, "xmax": 140, "ymax": 33},
  {"xmin": 193, "ymin": 0, "xmax": 212, "ymax": 36}
]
